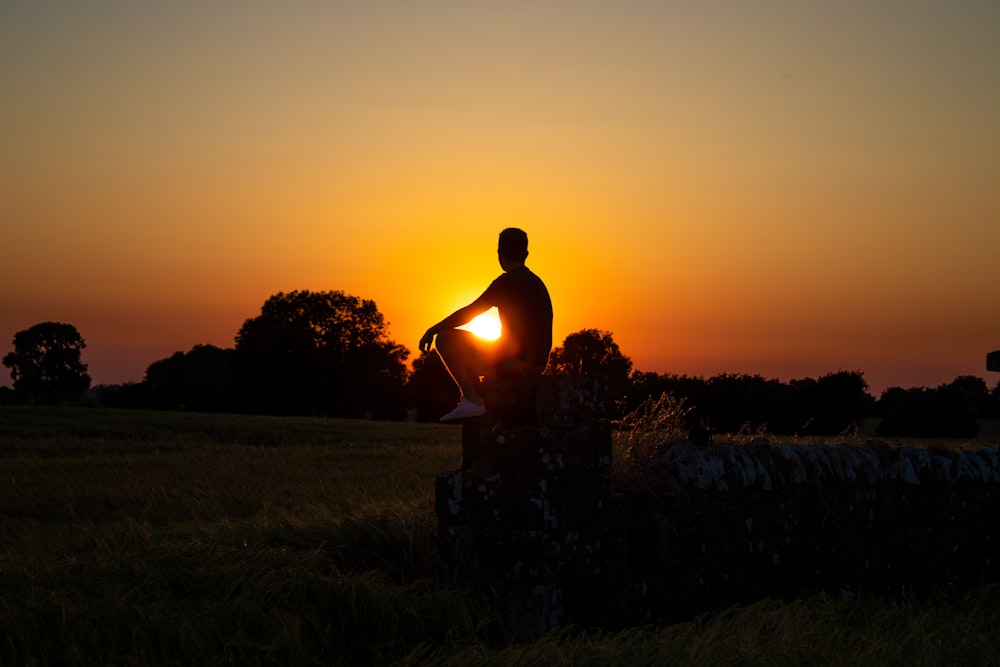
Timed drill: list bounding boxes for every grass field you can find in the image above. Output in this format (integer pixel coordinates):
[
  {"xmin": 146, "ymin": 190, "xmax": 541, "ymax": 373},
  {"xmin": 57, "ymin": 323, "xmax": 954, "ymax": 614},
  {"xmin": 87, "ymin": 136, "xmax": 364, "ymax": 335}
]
[{"xmin": 2, "ymin": 406, "xmax": 999, "ymax": 666}]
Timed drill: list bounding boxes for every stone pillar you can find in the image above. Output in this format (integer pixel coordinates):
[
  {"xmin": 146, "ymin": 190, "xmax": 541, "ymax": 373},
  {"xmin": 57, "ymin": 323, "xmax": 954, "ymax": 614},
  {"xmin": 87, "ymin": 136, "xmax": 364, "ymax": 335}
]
[{"xmin": 435, "ymin": 374, "xmax": 616, "ymax": 633}]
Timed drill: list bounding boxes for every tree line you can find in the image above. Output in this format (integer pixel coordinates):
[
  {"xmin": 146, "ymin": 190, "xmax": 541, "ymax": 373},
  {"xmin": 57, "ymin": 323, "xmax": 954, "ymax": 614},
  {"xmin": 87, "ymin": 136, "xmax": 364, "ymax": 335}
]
[
  {"xmin": 622, "ymin": 370, "xmax": 1000, "ymax": 439},
  {"xmin": 3, "ymin": 289, "xmax": 999, "ymax": 437}
]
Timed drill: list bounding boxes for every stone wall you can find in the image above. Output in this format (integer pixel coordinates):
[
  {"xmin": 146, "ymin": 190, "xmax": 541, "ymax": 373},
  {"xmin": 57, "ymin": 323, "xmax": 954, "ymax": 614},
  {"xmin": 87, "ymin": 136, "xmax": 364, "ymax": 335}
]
[
  {"xmin": 435, "ymin": 375, "xmax": 1000, "ymax": 631},
  {"xmin": 435, "ymin": 374, "xmax": 616, "ymax": 633},
  {"xmin": 619, "ymin": 441, "xmax": 1000, "ymax": 623}
]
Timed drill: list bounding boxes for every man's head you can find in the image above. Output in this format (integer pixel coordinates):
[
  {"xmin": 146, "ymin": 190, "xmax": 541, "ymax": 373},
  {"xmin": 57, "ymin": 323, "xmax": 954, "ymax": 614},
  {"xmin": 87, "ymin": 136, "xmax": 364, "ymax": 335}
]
[{"xmin": 498, "ymin": 228, "xmax": 529, "ymax": 269}]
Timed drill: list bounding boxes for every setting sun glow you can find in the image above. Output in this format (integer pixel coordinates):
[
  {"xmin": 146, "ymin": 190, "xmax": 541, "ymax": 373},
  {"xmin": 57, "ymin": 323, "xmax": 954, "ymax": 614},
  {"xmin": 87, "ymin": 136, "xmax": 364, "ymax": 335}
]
[{"xmin": 461, "ymin": 309, "xmax": 502, "ymax": 341}]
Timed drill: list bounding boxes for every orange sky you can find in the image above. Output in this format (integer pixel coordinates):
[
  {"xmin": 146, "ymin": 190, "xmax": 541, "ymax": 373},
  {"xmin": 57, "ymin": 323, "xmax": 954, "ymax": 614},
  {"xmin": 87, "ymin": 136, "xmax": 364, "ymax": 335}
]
[{"xmin": 2, "ymin": 2, "xmax": 999, "ymax": 396}]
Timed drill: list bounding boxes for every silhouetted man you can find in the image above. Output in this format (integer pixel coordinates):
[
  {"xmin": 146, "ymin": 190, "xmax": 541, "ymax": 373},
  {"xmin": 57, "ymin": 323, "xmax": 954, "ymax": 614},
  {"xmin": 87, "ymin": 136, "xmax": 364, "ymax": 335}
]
[{"xmin": 420, "ymin": 228, "xmax": 553, "ymax": 422}]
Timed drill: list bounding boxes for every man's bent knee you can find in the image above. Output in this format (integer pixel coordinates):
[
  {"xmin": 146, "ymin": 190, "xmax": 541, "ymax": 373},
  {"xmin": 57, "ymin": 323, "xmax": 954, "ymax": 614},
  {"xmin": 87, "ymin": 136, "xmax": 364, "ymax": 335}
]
[{"xmin": 436, "ymin": 328, "xmax": 477, "ymax": 356}]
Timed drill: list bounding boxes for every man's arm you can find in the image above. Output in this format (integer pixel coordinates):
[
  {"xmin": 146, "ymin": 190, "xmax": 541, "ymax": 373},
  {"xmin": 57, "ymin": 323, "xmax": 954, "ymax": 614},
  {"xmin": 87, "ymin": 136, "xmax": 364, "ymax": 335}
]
[{"xmin": 419, "ymin": 296, "xmax": 492, "ymax": 352}]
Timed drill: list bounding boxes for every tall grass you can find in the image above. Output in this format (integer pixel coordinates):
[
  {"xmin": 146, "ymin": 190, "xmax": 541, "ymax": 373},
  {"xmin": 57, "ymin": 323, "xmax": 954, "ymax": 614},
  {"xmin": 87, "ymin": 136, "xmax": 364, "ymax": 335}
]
[
  {"xmin": 613, "ymin": 392, "xmax": 692, "ymax": 476},
  {"xmin": 2, "ymin": 406, "xmax": 999, "ymax": 665},
  {"xmin": 406, "ymin": 587, "xmax": 1000, "ymax": 666}
]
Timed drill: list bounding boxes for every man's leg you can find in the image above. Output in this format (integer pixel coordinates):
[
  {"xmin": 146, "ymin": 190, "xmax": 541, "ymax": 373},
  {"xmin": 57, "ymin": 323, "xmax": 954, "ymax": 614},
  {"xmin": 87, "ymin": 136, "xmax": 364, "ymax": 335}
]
[{"xmin": 435, "ymin": 328, "xmax": 485, "ymax": 404}]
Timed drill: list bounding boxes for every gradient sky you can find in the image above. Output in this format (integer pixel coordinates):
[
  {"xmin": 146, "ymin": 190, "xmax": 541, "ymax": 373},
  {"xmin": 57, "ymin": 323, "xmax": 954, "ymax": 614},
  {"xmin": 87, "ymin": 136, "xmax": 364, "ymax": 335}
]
[{"xmin": 3, "ymin": 1, "xmax": 998, "ymax": 396}]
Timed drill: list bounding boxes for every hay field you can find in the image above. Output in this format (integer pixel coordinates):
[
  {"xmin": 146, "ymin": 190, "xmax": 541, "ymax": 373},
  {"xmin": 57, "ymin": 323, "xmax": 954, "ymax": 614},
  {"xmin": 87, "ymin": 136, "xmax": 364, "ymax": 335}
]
[{"xmin": 2, "ymin": 406, "xmax": 998, "ymax": 666}]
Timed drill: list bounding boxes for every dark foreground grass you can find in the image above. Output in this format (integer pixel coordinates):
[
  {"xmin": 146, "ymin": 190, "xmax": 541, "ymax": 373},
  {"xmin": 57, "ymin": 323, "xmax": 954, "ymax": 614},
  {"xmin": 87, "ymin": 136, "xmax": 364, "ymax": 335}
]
[{"xmin": 2, "ymin": 406, "xmax": 999, "ymax": 666}]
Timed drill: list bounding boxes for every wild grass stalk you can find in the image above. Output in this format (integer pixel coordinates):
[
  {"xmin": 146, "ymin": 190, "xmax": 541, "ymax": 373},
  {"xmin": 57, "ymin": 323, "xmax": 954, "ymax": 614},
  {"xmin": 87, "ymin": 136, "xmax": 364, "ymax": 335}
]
[{"xmin": 613, "ymin": 392, "xmax": 692, "ymax": 476}]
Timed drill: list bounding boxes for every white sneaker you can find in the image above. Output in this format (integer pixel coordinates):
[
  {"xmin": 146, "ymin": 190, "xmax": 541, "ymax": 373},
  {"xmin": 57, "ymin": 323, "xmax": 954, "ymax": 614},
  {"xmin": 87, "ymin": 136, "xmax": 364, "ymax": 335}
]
[{"xmin": 440, "ymin": 399, "xmax": 487, "ymax": 423}]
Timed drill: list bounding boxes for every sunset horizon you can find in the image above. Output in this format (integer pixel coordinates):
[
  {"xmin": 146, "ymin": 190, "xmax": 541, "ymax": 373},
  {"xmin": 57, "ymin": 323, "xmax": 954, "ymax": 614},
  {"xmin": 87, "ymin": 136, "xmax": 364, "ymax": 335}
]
[
  {"xmin": 3, "ymin": 2, "xmax": 998, "ymax": 399},
  {"xmin": 2, "ymin": 277, "xmax": 994, "ymax": 399}
]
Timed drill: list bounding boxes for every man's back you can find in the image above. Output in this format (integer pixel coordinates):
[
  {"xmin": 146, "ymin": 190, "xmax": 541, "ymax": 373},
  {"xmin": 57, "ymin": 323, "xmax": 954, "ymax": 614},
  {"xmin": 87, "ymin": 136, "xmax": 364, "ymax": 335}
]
[{"xmin": 485, "ymin": 265, "xmax": 553, "ymax": 370}]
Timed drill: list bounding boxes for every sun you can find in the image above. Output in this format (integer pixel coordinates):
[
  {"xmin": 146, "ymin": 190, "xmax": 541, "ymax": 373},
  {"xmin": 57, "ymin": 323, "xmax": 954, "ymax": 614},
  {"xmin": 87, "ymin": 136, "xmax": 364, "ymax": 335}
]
[{"xmin": 461, "ymin": 308, "xmax": 502, "ymax": 341}]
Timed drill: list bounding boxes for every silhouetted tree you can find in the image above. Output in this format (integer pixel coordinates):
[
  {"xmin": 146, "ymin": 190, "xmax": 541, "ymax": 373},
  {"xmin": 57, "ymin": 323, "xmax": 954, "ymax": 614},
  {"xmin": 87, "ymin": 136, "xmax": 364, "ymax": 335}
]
[
  {"xmin": 988, "ymin": 379, "xmax": 1000, "ymax": 420},
  {"xmin": 946, "ymin": 375, "xmax": 992, "ymax": 417},
  {"xmin": 2, "ymin": 322, "xmax": 91, "ymax": 404},
  {"xmin": 703, "ymin": 373, "xmax": 788, "ymax": 434},
  {"xmin": 877, "ymin": 386, "xmax": 937, "ymax": 437},
  {"xmin": 546, "ymin": 328, "xmax": 633, "ymax": 396},
  {"xmin": 877, "ymin": 376, "xmax": 988, "ymax": 439},
  {"xmin": 143, "ymin": 344, "xmax": 235, "ymax": 411},
  {"xmin": 786, "ymin": 377, "xmax": 820, "ymax": 433},
  {"xmin": 936, "ymin": 375, "xmax": 990, "ymax": 438},
  {"xmin": 810, "ymin": 370, "xmax": 874, "ymax": 434},
  {"xmin": 405, "ymin": 351, "xmax": 459, "ymax": 421},
  {"xmin": 232, "ymin": 290, "xmax": 409, "ymax": 419}
]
